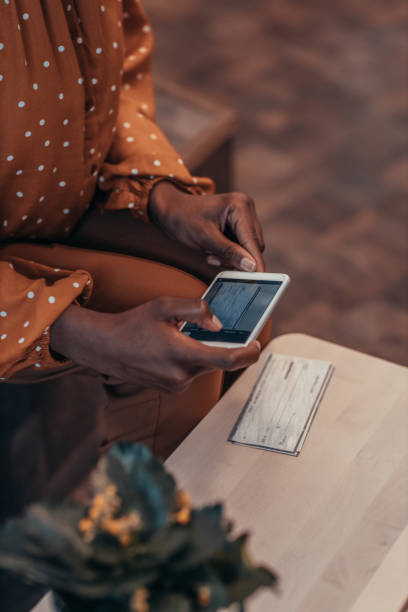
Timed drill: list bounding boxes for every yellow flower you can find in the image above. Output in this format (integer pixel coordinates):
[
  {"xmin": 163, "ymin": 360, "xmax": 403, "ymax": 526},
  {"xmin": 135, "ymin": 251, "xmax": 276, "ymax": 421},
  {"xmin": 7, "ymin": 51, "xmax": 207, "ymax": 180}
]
[
  {"xmin": 175, "ymin": 506, "xmax": 191, "ymax": 525},
  {"xmin": 78, "ymin": 518, "xmax": 93, "ymax": 533},
  {"xmin": 130, "ymin": 588, "xmax": 149, "ymax": 612},
  {"xmin": 89, "ymin": 505, "xmax": 103, "ymax": 520},
  {"xmin": 173, "ymin": 488, "xmax": 192, "ymax": 524},
  {"xmin": 101, "ymin": 518, "xmax": 122, "ymax": 535},
  {"xmin": 176, "ymin": 489, "xmax": 191, "ymax": 509},
  {"xmin": 92, "ymin": 494, "xmax": 105, "ymax": 508},
  {"xmin": 197, "ymin": 585, "xmax": 211, "ymax": 607},
  {"xmin": 119, "ymin": 533, "xmax": 132, "ymax": 547},
  {"xmin": 78, "ymin": 479, "xmax": 142, "ymax": 545},
  {"xmin": 106, "ymin": 484, "xmax": 117, "ymax": 496}
]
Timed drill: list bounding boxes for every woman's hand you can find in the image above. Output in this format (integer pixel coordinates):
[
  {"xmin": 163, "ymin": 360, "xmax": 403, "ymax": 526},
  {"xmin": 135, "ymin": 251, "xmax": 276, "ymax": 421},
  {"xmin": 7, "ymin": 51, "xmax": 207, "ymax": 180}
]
[
  {"xmin": 50, "ymin": 298, "xmax": 261, "ymax": 392},
  {"xmin": 148, "ymin": 181, "xmax": 265, "ymax": 272}
]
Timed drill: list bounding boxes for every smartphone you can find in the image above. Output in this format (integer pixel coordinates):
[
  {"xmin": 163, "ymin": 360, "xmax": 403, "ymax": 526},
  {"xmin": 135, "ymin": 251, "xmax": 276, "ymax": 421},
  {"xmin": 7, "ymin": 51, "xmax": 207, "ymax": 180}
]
[{"xmin": 181, "ymin": 271, "xmax": 290, "ymax": 348}]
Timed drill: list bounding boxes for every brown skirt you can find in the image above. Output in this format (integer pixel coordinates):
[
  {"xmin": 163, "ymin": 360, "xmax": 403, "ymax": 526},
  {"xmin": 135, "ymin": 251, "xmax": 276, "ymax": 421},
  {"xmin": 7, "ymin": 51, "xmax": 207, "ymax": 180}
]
[
  {"xmin": 1, "ymin": 210, "xmax": 271, "ymax": 515},
  {"xmin": 0, "ymin": 211, "xmax": 271, "ymax": 611},
  {"xmin": 1, "ymin": 239, "xmax": 224, "ymax": 516}
]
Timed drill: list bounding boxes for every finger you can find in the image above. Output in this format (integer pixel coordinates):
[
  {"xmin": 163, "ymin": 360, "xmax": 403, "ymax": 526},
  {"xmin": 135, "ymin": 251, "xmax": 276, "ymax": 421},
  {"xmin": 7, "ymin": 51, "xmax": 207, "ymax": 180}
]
[
  {"xmin": 247, "ymin": 196, "xmax": 265, "ymax": 252},
  {"xmin": 254, "ymin": 215, "xmax": 265, "ymax": 253},
  {"xmin": 206, "ymin": 254, "xmax": 222, "ymax": 266},
  {"xmin": 155, "ymin": 297, "xmax": 222, "ymax": 331},
  {"xmin": 201, "ymin": 224, "xmax": 257, "ymax": 272},
  {"xmin": 178, "ymin": 338, "xmax": 261, "ymax": 372},
  {"xmin": 227, "ymin": 205, "xmax": 265, "ymax": 272}
]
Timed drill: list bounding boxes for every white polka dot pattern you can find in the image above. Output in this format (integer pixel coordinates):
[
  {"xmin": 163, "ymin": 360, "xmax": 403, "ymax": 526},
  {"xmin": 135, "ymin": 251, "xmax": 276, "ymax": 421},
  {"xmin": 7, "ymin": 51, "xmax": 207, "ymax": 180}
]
[
  {"xmin": 0, "ymin": 258, "xmax": 93, "ymax": 379},
  {"xmin": 0, "ymin": 0, "xmax": 213, "ymax": 379}
]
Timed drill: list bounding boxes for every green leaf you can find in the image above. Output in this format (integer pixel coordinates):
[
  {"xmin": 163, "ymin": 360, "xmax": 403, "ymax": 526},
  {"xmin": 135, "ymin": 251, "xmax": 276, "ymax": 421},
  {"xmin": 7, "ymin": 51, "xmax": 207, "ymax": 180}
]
[
  {"xmin": 149, "ymin": 592, "xmax": 192, "ymax": 612},
  {"xmin": 210, "ymin": 535, "xmax": 277, "ymax": 604},
  {"xmin": 0, "ymin": 502, "xmax": 102, "ymax": 587},
  {"xmin": 55, "ymin": 591, "xmax": 128, "ymax": 612},
  {"xmin": 105, "ymin": 444, "xmax": 176, "ymax": 534},
  {"xmin": 169, "ymin": 506, "xmax": 226, "ymax": 570},
  {"xmin": 0, "ymin": 443, "xmax": 278, "ymax": 610},
  {"xmin": 147, "ymin": 524, "xmax": 191, "ymax": 562}
]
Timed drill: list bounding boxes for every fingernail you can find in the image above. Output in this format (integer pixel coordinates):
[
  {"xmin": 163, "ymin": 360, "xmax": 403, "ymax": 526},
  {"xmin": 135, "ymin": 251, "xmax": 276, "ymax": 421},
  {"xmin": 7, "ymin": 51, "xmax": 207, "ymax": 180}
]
[
  {"xmin": 240, "ymin": 257, "xmax": 256, "ymax": 272},
  {"xmin": 212, "ymin": 314, "xmax": 223, "ymax": 329},
  {"xmin": 207, "ymin": 255, "xmax": 222, "ymax": 266},
  {"xmin": 254, "ymin": 340, "xmax": 261, "ymax": 350}
]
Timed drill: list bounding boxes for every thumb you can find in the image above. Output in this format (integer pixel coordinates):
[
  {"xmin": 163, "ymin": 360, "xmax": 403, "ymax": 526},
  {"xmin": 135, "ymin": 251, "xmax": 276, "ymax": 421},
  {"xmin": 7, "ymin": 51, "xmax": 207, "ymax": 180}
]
[
  {"xmin": 203, "ymin": 226, "xmax": 256, "ymax": 272},
  {"xmin": 155, "ymin": 297, "xmax": 222, "ymax": 331}
]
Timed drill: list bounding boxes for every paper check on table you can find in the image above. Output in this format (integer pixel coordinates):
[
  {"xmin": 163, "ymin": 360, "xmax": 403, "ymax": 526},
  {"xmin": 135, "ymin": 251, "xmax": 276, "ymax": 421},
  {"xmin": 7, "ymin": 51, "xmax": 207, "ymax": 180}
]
[{"xmin": 229, "ymin": 353, "xmax": 334, "ymax": 456}]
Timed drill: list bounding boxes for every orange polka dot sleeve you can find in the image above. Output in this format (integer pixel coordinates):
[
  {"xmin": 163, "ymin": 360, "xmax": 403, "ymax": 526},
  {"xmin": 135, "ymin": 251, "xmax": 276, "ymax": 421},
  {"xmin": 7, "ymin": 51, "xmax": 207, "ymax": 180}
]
[
  {"xmin": 0, "ymin": 257, "xmax": 93, "ymax": 380},
  {"xmin": 0, "ymin": 0, "xmax": 213, "ymax": 380},
  {"xmin": 98, "ymin": 0, "xmax": 214, "ymax": 220}
]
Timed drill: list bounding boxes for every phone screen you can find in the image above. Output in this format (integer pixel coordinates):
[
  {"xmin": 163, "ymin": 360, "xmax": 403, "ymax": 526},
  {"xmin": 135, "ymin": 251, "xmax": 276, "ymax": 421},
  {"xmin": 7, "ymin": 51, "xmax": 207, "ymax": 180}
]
[{"xmin": 182, "ymin": 278, "xmax": 283, "ymax": 343}]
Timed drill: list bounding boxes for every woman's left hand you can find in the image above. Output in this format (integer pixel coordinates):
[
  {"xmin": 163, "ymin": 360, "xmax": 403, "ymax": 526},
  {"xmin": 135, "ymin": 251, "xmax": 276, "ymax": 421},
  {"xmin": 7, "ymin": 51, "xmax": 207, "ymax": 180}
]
[{"xmin": 148, "ymin": 181, "xmax": 265, "ymax": 272}]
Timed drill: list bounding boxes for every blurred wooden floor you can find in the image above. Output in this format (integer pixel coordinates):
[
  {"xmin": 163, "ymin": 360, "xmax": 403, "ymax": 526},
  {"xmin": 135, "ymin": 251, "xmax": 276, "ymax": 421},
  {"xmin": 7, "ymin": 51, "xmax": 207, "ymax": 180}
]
[{"xmin": 146, "ymin": 0, "xmax": 408, "ymax": 366}]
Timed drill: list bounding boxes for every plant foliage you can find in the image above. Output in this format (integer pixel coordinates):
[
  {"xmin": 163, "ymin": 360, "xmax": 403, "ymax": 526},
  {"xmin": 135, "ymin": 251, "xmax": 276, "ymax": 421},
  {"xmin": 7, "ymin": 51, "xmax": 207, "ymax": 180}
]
[{"xmin": 0, "ymin": 443, "xmax": 277, "ymax": 611}]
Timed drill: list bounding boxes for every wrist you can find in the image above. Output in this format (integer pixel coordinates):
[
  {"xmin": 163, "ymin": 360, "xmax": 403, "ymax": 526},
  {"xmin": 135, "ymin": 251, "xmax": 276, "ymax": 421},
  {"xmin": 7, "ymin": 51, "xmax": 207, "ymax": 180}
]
[
  {"xmin": 148, "ymin": 180, "xmax": 183, "ymax": 225},
  {"xmin": 50, "ymin": 305, "xmax": 114, "ymax": 370}
]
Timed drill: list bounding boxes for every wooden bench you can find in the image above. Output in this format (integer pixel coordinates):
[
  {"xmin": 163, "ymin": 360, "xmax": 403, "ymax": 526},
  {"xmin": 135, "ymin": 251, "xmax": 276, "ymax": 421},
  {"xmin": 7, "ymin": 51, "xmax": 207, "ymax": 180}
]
[{"xmin": 155, "ymin": 80, "xmax": 238, "ymax": 193}]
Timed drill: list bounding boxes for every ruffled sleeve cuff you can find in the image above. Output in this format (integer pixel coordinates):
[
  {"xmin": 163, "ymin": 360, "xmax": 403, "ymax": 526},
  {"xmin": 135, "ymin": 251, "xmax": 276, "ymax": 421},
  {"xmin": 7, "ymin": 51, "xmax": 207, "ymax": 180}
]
[
  {"xmin": 0, "ymin": 257, "xmax": 93, "ymax": 380},
  {"xmin": 99, "ymin": 173, "xmax": 215, "ymax": 222}
]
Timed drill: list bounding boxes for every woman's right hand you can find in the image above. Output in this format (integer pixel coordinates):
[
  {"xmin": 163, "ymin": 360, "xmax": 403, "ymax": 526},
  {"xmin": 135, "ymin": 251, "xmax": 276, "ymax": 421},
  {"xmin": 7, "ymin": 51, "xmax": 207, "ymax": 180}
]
[{"xmin": 50, "ymin": 297, "xmax": 261, "ymax": 393}]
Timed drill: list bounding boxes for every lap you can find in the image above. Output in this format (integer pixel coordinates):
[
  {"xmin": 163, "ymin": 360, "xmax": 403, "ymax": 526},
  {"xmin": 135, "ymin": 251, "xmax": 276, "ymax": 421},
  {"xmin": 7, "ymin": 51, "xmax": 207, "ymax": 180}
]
[
  {"xmin": 1, "ymin": 241, "xmax": 207, "ymax": 314},
  {"xmin": 0, "ymin": 240, "xmax": 223, "ymax": 492},
  {"xmin": 1, "ymin": 221, "xmax": 270, "ymax": 501},
  {"xmin": 67, "ymin": 206, "xmax": 218, "ymax": 283}
]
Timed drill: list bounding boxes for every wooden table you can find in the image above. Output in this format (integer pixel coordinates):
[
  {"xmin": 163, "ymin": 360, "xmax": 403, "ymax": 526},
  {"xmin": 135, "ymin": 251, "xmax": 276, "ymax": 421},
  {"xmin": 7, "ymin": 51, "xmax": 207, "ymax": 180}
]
[{"xmin": 166, "ymin": 334, "xmax": 408, "ymax": 612}]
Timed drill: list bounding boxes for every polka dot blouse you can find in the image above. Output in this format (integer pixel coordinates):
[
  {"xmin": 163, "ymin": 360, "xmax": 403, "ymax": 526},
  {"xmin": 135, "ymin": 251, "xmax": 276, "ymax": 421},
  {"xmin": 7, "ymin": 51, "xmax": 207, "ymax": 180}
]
[{"xmin": 0, "ymin": 0, "xmax": 214, "ymax": 380}]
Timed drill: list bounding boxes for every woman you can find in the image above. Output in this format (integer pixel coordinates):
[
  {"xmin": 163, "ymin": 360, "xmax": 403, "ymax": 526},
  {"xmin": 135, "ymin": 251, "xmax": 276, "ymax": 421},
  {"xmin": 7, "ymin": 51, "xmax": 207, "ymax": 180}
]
[{"xmin": 0, "ymin": 0, "xmax": 266, "ymax": 515}]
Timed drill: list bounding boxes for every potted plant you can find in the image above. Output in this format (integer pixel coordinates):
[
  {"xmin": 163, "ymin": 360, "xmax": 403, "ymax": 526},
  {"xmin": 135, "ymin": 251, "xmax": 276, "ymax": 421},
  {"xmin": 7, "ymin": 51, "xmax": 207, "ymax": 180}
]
[{"xmin": 0, "ymin": 443, "xmax": 277, "ymax": 611}]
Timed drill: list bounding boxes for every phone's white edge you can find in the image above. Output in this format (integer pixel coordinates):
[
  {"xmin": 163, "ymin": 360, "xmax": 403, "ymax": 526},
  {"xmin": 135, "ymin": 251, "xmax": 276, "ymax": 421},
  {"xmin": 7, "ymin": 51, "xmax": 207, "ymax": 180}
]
[
  {"xmin": 243, "ymin": 272, "xmax": 290, "ymax": 345},
  {"xmin": 201, "ymin": 341, "xmax": 246, "ymax": 348},
  {"xmin": 180, "ymin": 271, "xmax": 290, "ymax": 348}
]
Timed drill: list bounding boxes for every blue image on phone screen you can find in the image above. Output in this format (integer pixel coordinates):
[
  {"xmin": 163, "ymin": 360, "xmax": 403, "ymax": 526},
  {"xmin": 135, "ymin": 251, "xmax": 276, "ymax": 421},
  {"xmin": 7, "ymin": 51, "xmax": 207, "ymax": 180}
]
[{"xmin": 182, "ymin": 278, "xmax": 282, "ymax": 343}]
